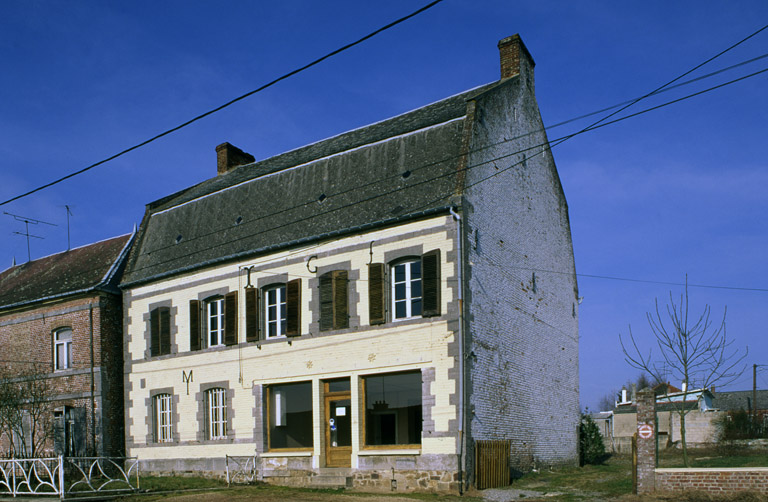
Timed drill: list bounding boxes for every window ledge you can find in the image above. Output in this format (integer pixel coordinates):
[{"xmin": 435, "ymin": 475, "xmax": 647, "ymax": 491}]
[
  {"xmin": 358, "ymin": 449, "xmax": 421, "ymax": 456},
  {"xmin": 260, "ymin": 451, "xmax": 313, "ymax": 458}
]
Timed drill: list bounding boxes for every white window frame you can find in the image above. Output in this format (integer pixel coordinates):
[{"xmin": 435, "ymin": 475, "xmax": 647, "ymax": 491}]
[
  {"xmin": 206, "ymin": 388, "xmax": 227, "ymax": 440},
  {"xmin": 391, "ymin": 259, "xmax": 422, "ymax": 320},
  {"xmin": 207, "ymin": 297, "xmax": 225, "ymax": 347},
  {"xmin": 154, "ymin": 394, "xmax": 173, "ymax": 443},
  {"xmin": 264, "ymin": 285, "xmax": 287, "ymax": 338},
  {"xmin": 54, "ymin": 328, "xmax": 72, "ymax": 370}
]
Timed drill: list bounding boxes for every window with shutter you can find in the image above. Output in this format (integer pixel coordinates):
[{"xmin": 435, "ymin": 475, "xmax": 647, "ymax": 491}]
[
  {"xmin": 190, "ymin": 300, "xmax": 201, "ymax": 351},
  {"xmin": 264, "ymin": 284, "xmax": 287, "ymax": 338},
  {"xmin": 320, "ymin": 270, "xmax": 349, "ymax": 331},
  {"xmin": 207, "ymin": 297, "xmax": 225, "ymax": 347},
  {"xmin": 421, "ymin": 250, "xmax": 441, "ymax": 317},
  {"xmin": 286, "ymin": 279, "xmax": 302, "ymax": 337},
  {"xmin": 391, "ymin": 258, "xmax": 422, "ymax": 320},
  {"xmin": 224, "ymin": 291, "xmax": 238, "ymax": 346},
  {"xmin": 368, "ymin": 263, "xmax": 386, "ymax": 325},
  {"xmin": 150, "ymin": 308, "xmax": 171, "ymax": 357},
  {"xmin": 245, "ymin": 288, "xmax": 259, "ymax": 342}
]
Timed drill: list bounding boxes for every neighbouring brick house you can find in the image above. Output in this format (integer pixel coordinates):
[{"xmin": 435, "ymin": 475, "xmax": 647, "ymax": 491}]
[
  {"xmin": 120, "ymin": 34, "xmax": 579, "ymax": 492},
  {"xmin": 0, "ymin": 233, "xmax": 134, "ymax": 458}
]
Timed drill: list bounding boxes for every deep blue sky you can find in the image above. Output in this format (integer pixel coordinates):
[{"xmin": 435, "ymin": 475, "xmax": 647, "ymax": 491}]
[{"xmin": 2, "ymin": 1, "xmax": 766, "ymax": 410}]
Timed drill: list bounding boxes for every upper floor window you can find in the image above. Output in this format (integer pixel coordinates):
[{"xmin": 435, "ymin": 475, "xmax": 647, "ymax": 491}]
[
  {"xmin": 207, "ymin": 297, "xmax": 225, "ymax": 347},
  {"xmin": 392, "ymin": 259, "xmax": 422, "ymax": 320},
  {"xmin": 369, "ymin": 249, "xmax": 441, "ymax": 324},
  {"xmin": 205, "ymin": 388, "xmax": 227, "ymax": 440},
  {"xmin": 264, "ymin": 285, "xmax": 287, "ymax": 338},
  {"xmin": 150, "ymin": 307, "xmax": 171, "ymax": 357},
  {"xmin": 153, "ymin": 393, "xmax": 173, "ymax": 443},
  {"xmin": 189, "ymin": 291, "xmax": 238, "ymax": 351},
  {"xmin": 319, "ymin": 270, "xmax": 348, "ymax": 331},
  {"xmin": 54, "ymin": 328, "xmax": 72, "ymax": 370}
]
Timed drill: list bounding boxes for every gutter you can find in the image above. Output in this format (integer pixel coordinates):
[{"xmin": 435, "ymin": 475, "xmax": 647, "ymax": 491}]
[
  {"xmin": 121, "ymin": 205, "xmax": 454, "ymax": 289},
  {"xmin": 449, "ymin": 206, "xmax": 466, "ymax": 494}
]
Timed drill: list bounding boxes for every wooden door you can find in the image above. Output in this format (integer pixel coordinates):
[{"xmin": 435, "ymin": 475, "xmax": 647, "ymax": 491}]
[{"xmin": 324, "ymin": 380, "xmax": 351, "ymax": 467}]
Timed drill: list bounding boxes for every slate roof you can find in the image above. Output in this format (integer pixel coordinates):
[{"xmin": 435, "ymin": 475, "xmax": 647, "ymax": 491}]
[
  {"xmin": 0, "ymin": 234, "xmax": 134, "ymax": 310},
  {"xmin": 713, "ymin": 390, "xmax": 768, "ymax": 412},
  {"xmin": 122, "ymin": 81, "xmax": 503, "ymax": 287}
]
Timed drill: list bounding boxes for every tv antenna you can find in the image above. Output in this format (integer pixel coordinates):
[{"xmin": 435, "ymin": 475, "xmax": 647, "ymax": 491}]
[
  {"xmin": 4, "ymin": 211, "xmax": 57, "ymax": 262},
  {"xmin": 63, "ymin": 205, "xmax": 74, "ymax": 250}
]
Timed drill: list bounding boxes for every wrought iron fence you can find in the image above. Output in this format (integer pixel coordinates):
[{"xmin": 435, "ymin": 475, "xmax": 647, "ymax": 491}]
[
  {"xmin": 0, "ymin": 456, "xmax": 139, "ymax": 498},
  {"xmin": 0, "ymin": 457, "xmax": 61, "ymax": 496},
  {"xmin": 65, "ymin": 457, "xmax": 139, "ymax": 497},
  {"xmin": 225, "ymin": 455, "xmax": 258, "ymax": 486}
]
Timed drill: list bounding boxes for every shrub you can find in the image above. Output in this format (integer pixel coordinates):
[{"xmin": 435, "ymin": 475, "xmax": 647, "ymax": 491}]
[
  {"xmin": 579, "ymin": 414, "xmax": 606, "ymax": 466},
  {"xmin": 715, "ymin": 409, "xmax": 768, "ymax": 441}
]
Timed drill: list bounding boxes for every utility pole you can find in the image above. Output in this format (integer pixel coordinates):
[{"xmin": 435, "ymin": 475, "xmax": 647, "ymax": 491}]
[{"xmin": 754, "ymin": 364, "xmax": 758, "ymax": 426}]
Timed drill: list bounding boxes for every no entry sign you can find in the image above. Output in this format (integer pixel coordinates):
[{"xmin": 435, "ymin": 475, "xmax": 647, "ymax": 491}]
[{"xmin": 638, "ymin": 424, "xmax": 653, "ymax": 439}]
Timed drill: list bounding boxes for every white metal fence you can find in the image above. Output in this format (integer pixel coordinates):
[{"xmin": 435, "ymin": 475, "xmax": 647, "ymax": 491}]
[{"xmin": 0, "ymin": 456, "xmax": 139, "ymax": 499}]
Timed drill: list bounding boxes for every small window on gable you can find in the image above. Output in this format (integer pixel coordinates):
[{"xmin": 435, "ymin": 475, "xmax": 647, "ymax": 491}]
[
  {"xmin": 150, "ymin": 307, "xmax": 171, "ymax": 357},
  {"xmin": 54, "ymin": 328, "xmax": 72, "ymax": 370}
]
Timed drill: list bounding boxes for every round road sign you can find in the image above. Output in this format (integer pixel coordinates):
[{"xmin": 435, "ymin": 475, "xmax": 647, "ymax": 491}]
[{"xmin": 638, "ymin": 424, "xmax": 653, "ymax": 439}]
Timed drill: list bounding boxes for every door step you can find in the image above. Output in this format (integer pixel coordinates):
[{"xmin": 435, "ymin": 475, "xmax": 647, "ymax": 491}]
[{"xmin": 309, "ymin": 474, "xmax": 352, "ymax": 489}]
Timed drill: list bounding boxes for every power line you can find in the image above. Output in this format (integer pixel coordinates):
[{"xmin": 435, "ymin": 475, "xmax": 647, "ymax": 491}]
[
  {"xmin": 0, "ymin": 0, "xmax": 445, "ymax": 207},
  {"xmin": 5, "ymin": 63, "xmax": 765, "ymax": 298}
]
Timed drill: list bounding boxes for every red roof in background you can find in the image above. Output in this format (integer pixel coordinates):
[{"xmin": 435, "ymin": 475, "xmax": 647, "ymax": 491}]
[{"xmin": 0, "ymin": 234, "xmax": 132, "ymax": 310}]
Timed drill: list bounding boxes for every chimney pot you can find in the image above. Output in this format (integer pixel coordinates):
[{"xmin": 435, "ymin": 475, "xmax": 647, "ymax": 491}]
[
  {"xmin": 216, "ymin": 142, "xmax": 255, "ymax": 176},
  {"xmin": 497, "ymin": 34, "xmax": 535, "ymax": 80}
]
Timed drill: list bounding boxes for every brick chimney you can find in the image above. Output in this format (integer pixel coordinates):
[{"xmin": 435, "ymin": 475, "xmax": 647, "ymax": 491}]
[
  {"xmin": 497, "ymin": 34, "xmax": 535, "ymax": 80},
  {"xmin": 216, "ymin": 142, "xmax": 255, "ymax": 175}
]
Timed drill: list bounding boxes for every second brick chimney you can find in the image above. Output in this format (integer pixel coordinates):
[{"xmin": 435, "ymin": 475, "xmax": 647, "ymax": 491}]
[
  {"xmin": 498, "ymin": 34, "xmax": 535, "ymax": 81},
  {"xmin": 216, "ymin": 142, "xmax": 255, "ymax": 176}
]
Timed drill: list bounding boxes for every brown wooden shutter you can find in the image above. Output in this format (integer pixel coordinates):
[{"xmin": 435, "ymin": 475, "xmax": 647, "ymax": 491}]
[
  {"xmin": 368, "ymin": 263, "xmax": 386, "ymax": 325},
  {"xmin": 189, "ymin": 300, "xmax": 201, "ymax": 351},
  {"xmin": 245, "ymin": 288, "xmax": 259, "ymax": 342},
  {"xmin": 334, "ymin": 270, "xmax": 349, "ymax": 329},
  {"xmin": 150, "ymin": 308, "xmax": 160, "ymax": 356},
  {"xmin": 422, "ymin": 249, "xmax": 441, "ymax": 317},
  {"xmin": 319, "ymin": 272, "xmax": 334, "ymax": 331},
  {"xmin": 159, "ymin": 307, "xmax": 171, "ymax": 355},
  {"xmin": 224, "ymin": 291, "xmax": 238, "ymax": 346},
  {"xmin": 286, "ymin": 278, "xmax": 301, "ymax": 337}
]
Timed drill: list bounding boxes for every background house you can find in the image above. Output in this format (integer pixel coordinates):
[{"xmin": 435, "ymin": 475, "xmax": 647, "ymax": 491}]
[
  {"xmin": 120, "ymin": 34, "xmax": 579, "ymax": 492},
  {"xmin": 606, "ymin": 387, "xmax": 767, "ymax": 452},
  {"xmin": 0, "ymin": 233, "xmax": 133, "ymax": 458}
]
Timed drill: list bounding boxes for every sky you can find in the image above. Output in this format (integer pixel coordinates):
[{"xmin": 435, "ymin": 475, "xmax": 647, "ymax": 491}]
[{"xmin": 1, "ymin": 1, "xmax": 766, "ymax": 411}]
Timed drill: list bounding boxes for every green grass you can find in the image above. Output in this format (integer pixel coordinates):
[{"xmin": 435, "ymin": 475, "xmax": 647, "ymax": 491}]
[
  {"xmin": 658, "ymin": 446, "xmax": 768, "ymax": 468},
  {"xmin": 511, "ymin": 455, "xmax": 633, "ymax": 499}
]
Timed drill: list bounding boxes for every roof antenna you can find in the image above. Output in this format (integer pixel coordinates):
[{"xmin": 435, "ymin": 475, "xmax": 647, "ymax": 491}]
[
  {"xmin": 64, "ymin": 205, "xmax": 74, "ymax": 250},
  {"xmin": 3, "ymin": 211, "xmax": 57, "ymax": 262}
]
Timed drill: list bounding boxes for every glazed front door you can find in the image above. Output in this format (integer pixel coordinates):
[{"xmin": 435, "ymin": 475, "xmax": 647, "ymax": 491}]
[{"xmin": 324, "ymin": 379, "xmax": 351, "ymax": 467}]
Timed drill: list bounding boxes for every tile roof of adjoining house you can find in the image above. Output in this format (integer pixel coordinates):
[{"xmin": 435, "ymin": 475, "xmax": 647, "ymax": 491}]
[
  {"xmin": 0, "ymin": 234, "xmax": 133, "ymax": 310},
  {"xmin": 713, "ymin": 390, "xmax": 768, "ymax": 412},
  {"xmin": 121, "ymin": 80, "xmax": 508, "ymax": 287}
]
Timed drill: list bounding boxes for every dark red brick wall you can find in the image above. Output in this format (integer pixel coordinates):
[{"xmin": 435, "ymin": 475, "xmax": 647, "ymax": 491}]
[
  {"xmin": 0, "ymin": 293, "xmax": 123, "ymax": 456},
  {"xmin": 656, "ymin": 469, "xmax": 768, "ymax": 493}
]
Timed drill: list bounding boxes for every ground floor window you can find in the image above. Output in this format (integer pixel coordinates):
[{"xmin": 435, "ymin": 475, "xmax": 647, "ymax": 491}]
[
  {"xmin": 154, "ymin": 394, "xmax": 173, "ymax": 443},
  {"xmin": 206, "ymin": 388, "xmax": 227, "ymax": 440},
  {"xmin": 267, "ymin": 381, "xmax": 312, "ymax": 450},
  {"xmin": 363, "ymin": 371, "xmax": 422, "ymax": 446}
]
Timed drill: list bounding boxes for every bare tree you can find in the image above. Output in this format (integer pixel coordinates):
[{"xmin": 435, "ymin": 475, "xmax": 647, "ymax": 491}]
[
  {"xmin": 0, "ymin": 364, "xmax": 54, "ymax": 458},
  {"xmin": 619, "ymin": 278, "xmax": 747, "ymax": 466}
]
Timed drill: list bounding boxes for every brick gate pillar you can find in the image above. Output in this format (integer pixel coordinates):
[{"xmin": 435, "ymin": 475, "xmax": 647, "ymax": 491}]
[{"xmin": 635, "ymin": 388, "xmax": 656, "ymax": 494}]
